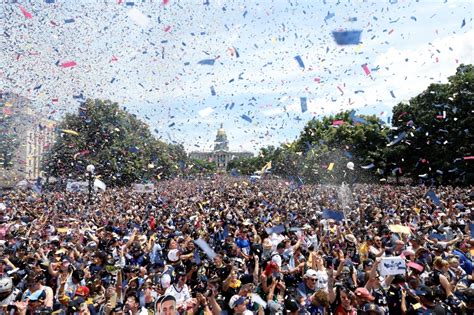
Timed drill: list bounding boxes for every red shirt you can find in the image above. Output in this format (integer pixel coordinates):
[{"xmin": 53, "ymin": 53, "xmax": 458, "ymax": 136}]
[{"xmin": 335, "ymin": 304, "xmax": 357, "ymax": 315}]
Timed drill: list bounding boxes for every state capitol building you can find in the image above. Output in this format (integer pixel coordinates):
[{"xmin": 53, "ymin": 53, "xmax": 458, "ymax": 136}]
[{"xmin": 188, "ymin": 124, "xmax": 253, "ymax": 171}]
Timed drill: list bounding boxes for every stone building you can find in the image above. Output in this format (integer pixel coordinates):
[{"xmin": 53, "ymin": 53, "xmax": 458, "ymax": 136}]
[
  {"xmin": 189, "ymin": 124, "xmax": 253, "ymax": 171},
  {"xmin": 0, "ymin": 92, "xmax": 56, "ymax": 187}
]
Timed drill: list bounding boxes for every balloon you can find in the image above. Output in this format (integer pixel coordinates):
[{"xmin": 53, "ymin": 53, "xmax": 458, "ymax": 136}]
[{"xmin": 346, "ymin": 162, "xmax": 354, "ymax": 170}]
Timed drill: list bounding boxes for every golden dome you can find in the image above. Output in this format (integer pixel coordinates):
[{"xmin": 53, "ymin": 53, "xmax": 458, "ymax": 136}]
[{"xmin": 217, "ymin": 123, "xmax": 226, "ymax": 136}]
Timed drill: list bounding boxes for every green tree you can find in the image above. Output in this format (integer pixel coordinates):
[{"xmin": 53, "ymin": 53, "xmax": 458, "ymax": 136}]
[
  {"xmin": 294, "ymin": 111, "xmax": 389, "ymax": 183},
  {"xmin": 227, "ymin": 156, "xmax": 260, "ymax": 175},
  {"xmin": 188, "ymin": 158, "xmax": 217, "ymax": 176},
  {"xmin": 44, "ymin": 98, "xmax": 183, "ymax": 186},
  {"xmin": 389, "ymin": 64, "xmax": 473, "ymax": 184}
]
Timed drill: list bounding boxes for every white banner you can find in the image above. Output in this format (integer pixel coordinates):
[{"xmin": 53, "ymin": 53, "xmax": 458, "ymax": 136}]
[
  {"xmin": 378, "ymin": 256, "xmax": 406, "ymax": 276},
  {"xmin": 66, "ymin": 181, "xmax": 89, "ymax": 193},
  {"xmin": 133, "ymin": 183, "xmax": 155, "ymax": 193}
]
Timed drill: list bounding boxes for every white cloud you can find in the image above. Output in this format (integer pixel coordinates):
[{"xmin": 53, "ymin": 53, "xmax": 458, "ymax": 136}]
[
  {"xmin": 262, "ymin": 107, "xmax": 286, "ymax": 116},
  {"xmin": 198, "ymin": 106, "xmax": 214, "ymax": 117},
  {"xmin": 127, "ymin": 8, "xmax": 150, "ymax": 27},
  {"xmin": 373, "ymin": 30, "xmax": 473, "ymax": 102}
]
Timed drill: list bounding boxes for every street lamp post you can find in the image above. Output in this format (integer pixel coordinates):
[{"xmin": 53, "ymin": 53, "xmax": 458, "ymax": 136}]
[{"xmin": 86, "ymin": 164, "xmax": 95, "ymax": 205}]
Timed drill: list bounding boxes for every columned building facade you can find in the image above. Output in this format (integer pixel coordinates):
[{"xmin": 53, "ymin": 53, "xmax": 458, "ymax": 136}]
[{"xmin": 189, "ymin": 124, "xmax": 253, "ymax": 171}]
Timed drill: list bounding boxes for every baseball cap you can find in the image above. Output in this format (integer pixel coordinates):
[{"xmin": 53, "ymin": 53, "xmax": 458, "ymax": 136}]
[
  {"xmin": 363, "ymin": 259, "xmax": 374, "ymax": 268},
  {"xmin": 362, "ymin": 303, "xmax": 384, "ymax": 314},
  {"xmin": 75, "ymin": 286, "xmax": 90, "ymax": 297},
  {"xmin": 354, "ymin": 287, "xmax": 375, "ymax": 301},
  {"xmin": 407, "ymin": 261, "xmax": 424, "ymax": 273},
  {"xmin": 271, "ymin": 254, "xmax": 282, "ymax": 267},
  {"xmin": 304, "ymin": 269, "xmax": 318, "ymax": 279},
  {"xmin": 229, "ymin": 295, "xmax": 247, "ymax": 309},
  {"xmin": 416, "ymin": 285, "xmax": 434, "ymax": 298}
]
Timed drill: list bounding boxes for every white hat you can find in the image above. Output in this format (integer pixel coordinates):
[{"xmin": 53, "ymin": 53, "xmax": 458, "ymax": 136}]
[
  {"xmin": 344, "ymin": 234, "xmax": 357, "ymax": 243},
  {"xmin": 229, "ymin": 295, "xmax": 247, "ymax": 309},
  {"xmin": 304, "ymin": 269, "xmax": 318, "ymax": 279},
  {"xmin": 271, "ymin": 254, "xmax": 282, "ymax": 267}
]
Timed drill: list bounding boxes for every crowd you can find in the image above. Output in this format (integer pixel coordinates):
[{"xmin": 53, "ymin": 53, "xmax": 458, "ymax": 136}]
[{"xmin": 0, "ymin": 178, "xmax": 472, "ymax": 315}]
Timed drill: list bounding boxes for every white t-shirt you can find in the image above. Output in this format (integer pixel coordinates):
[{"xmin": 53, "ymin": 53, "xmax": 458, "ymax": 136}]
[
  {"xmin": 314, "ymin": 270, "xmax": 328, "ymax": 291},
  {"xmin": 164, "ymin": 283, "xmax": 191, "ymax": 308}
]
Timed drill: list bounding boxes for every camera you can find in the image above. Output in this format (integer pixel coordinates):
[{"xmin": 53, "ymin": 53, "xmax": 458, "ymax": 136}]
[
  {"xmin": 193, "ymin": 276, "xmax": 212, "ymax": 297},
  {"xmin": 274, "ymin": 273, "xmax": 282, "ymax": 282}
]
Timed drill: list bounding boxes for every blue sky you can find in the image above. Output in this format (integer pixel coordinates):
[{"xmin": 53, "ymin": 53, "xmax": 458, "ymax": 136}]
[{"xmin": 1, "ymin": 0, "xmax": 472, "ymax": 153}]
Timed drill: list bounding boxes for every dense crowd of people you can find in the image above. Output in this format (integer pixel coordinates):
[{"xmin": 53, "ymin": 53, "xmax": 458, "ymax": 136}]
[{"xmin": 0, "ymin": 178, "xmax": 472, "ymax": 314}]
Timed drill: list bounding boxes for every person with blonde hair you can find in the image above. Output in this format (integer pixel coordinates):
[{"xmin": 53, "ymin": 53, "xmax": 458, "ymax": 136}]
[{"xmin": 429, "ymin": 257, "xmax": 453, "ymax": 298}]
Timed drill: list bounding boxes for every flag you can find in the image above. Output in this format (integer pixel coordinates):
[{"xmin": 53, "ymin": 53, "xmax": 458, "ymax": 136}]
[
  {"xmin": 261, "ymin": 161, "xmax": 272, "ymax": 173},
  {"xmin": 322, "ymin": 209, "xmax": 344, "ymax": 222},
  {"xmin": 94, "ymin": 179, "xmax": 106, "ymax": 191}
]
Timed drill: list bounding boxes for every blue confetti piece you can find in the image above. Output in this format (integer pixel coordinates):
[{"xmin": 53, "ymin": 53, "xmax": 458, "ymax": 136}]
[
  {"xmin": 168, "ymin": 122, "xmax": 175, "ymax": 127},
  {"xmin": 125, "ymin": 2, "xmax": 134, "ymax": 7},
  {"xmin": 411, "ymin": 16, "xmax": 417, "ymax": 21},
  {"xmin": 332, "ymin": 30, "xmax": 362, "ymax": 45},
  {"xmin": 241, "ymin": 114, "xmax": 252, "ymax": 123},
  {"xmin": 64, "ymin": 18, "xmax": 75, "ymax": 24},
  {"xmin": 389, "ymin": 0, "xmax": 397, "ymax": 3},
  {"xmin": 45, "ymin": 0, "xmax": 55, "ymax": 3},
  {"xmin": 324, "ymin": 11, "xmax": 335, "ymax": 23},
  {"xmin": 390, "ymin": 90, "xmax": 396, "ymax": 98},
  {"xmin": 294, "ymin": 55, "xmax": 305, "ymax": 69},
  {"xmin": 210, "ymin": 86, "xmax": 216, "ymax": 96},
  {"xmin": 73, "ymin": 93, "xmax": 85, "ymax": 100},
  {"xmin": 198, "ymin": 59, "xmax": 215, "ymax": 65},
  {"xmin": 243, "ymin": 10, "xmax": 248, "ymax": 18},
  {"xmin": 387, "ymin": 131, "xmax": 406, "ymax": 146},
  {"xmin": 461, "ymin": 18, "xmax": 466, "ymax": 28},
  {"xmin": 300, "ymin": 97, "xmax": 307, "ymax": 113}
]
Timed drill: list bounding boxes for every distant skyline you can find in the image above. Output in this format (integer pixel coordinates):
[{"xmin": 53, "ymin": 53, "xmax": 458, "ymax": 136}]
[{"xmin": 1, "ymin": 0, "xmax": 472, "ymax": 153}]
